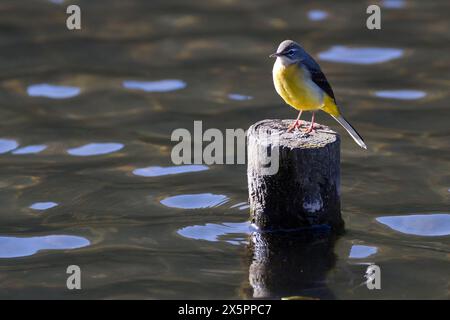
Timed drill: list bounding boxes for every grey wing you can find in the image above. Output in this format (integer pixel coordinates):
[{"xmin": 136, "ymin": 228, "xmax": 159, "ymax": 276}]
[{"xmin": 301, "ymin": 56, "xmax": 337, "ymax": 104}]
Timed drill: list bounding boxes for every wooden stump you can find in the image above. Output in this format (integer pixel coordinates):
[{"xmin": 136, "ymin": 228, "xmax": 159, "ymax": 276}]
[{"xmin": 247, "ymin": 119, "xmax": 344, "ymax": 232}]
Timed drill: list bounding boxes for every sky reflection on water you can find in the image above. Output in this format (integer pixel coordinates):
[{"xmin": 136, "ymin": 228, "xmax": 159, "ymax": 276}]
[
  {"xmin": 381, "ymin": 0, "xmax": 405, "ymax": 9},
  {"xmin": 12, "ymin": 145, "xmax": 47, "ymax": 155},
  {"xmin": 307, "ymin": 10, "xmax": 328, "ymax": 21},
  {"xmin": 27, "ymin": 84, "xmax": 80, "ymax": 99},
  {"xmin": 374, "ymin": 90, "xmax": 426, "ymax": 100},
  {"xmin": 318, "ymin": 46, "xmax": 403, "ymax": 64},
  {"xmin": 67, "ymin": 143, "xmax": 124, "ymax": 156},
  {"xmin": 230, "ymin": 202, "xmax": 250, "ymax": 210},
  {"xmin": 0, "ymin": 139, "xmax": 19, "ymax": 154},
  {"xmin": 178, "ymin": 222, "xmax": 250, "ymax": 245},
  {"xmin": 228, "ymin": 93, "xmax": 253, "ymax": 101},
  {"xmin": 161, "ymin": 193, "xmax": 229, "ymax": 209},
  {"xmin": 0, "ymin": 235, "xmax": 90, "ymax": 258},
  {"xmin": 376, "ymin": 214, "xmax": 450, "ymax": 236},
  {"xmin": 349, "ymin": 245, "xmax": 378, "ymax": 259},
  {"xmin": 133, "ymin": 165, "xmax": 208, "ymax": 177},
  {"xmin": 29, "ymin": 202, "xmax": 58, "ymax": 210},
  {"xmin": 123, "ymin": 79, "xmax": 186, "ymax": 92}
]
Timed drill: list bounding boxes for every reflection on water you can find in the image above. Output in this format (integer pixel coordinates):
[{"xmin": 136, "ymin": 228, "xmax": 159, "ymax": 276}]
[
  {"xmin": 228, "ymin": 93, "xmax": 253, "ymax": 101},
  {"xmin": 382, "ymin": 0, "xmax": 406, "ymax": 9},
  {"xmin": 12, "ymin": 145, "xmax": 47, "ymax": 155},
  {"xmin": 0, "ymin": 139, "xmax": 19, "ymax": 154},
  {"xmin": 230, "ymin": 202, "xmax": 250, "ymax": 210},
  {"xmin": 349, "ymin": 245, "xmax": 378, "ymax": 259},
  {"xmin": 27, "ymin": 84, "xmax": 80, "ymax": 99},
  {"xmin": 247, "ymin": 230, "xmax": 336, "ymax": 299},
  {"xmin": 318, "ymin": 46, "xmax": 403, "ymax": 64},
  {"xmin": 123, "ymin": 79, "xmax": 186, "ymax": 92},
  {"xmin": 132, "ymin": 165, "xmax": 208, "ymax": 177},
  {"xmin": 29, "ymin": 202, "xmax": 58, "ymax": 210},
  {"xmin": 178, "ymin": 221, "xmax": 250, "ymax": 245},
  {"xmin": 160, "ymin": 193, "xmax": 228, "ymax": 209},
  {"xmin": 374, "ymin": 90, "xmax": 426, "ymax": 100},
  {"xmin": 0, "ymin": 235, "xmax": 90, "ymax": 258},
  {"xmin": 307, "ymin": 10, "xmax": 328, "ymax": 21},
  {"xmin": 376, "ymin": 214, "xmax": 450, "ymax": 236},
  {"xmin": 67, "ymin": 143, "xmax": 124, "ymax": 156}
]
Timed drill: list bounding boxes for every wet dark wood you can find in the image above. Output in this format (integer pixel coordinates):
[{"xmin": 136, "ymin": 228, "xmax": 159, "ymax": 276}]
[{"xmin": 247, "ymin": 119, "xmax": 344, "ymax": 232}]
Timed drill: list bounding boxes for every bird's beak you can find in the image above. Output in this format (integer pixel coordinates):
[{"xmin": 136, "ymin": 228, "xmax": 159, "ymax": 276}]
[{"xmin": 269, "ymin": 52, "xmax": 282, "ymax": 58}]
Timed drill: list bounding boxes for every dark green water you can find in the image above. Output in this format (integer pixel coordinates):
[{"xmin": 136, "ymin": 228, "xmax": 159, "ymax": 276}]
[{"xmin": 0, "ymin": 0, "xmax": 448, "ymax": 299}]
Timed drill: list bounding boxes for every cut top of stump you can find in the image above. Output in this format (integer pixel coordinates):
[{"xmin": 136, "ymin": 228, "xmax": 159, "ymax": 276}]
[{"xmin": 248, "ymin": 119, "xmax": 338, "ymax": 149}]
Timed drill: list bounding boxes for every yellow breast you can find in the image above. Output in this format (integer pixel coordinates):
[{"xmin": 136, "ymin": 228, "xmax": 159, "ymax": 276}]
[{"xmin": 272, "ymin": 60, "xmax": 324, "ymax": 111}]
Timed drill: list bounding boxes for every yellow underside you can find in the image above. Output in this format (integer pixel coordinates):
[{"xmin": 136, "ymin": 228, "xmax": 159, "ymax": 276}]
[{"xmin": 273, "ymin": 63, "xmax": 340, "ymax": 117}]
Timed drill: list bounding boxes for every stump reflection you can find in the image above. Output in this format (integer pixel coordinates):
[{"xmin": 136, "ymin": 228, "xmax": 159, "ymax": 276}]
[{"xmin": 247, "ymin": 228, "xmax": 337, "ymax": 299}]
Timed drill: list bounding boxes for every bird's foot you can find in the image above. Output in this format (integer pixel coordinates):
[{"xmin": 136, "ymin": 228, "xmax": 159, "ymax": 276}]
[
  {"xmin": 287, "ymin": 120, "xmax": 302, "ymax": 133},
  {"xmin": 303, "ymin": 123, "xmax": 319, "ymax": 134},
  {"xmin": 303, "ymin": 127, "xmax": 316, "ymax": 134}
]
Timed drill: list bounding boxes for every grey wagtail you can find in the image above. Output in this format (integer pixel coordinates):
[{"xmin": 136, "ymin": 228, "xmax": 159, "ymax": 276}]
[{"xmin": 270, "ymin": 40, "xmax": 367, "ymax": 149}]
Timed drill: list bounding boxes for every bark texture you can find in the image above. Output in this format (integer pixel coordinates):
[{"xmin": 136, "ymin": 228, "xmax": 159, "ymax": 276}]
[{"xmin": 247, "ymin": 119, "xmax": 343, "ymax": 231}]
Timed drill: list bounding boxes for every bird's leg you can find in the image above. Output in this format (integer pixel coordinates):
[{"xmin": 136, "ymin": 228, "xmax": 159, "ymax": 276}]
[
  {"xmin": 287, "ymin": 110, "xmax": 303, "ymax": 132},
  {"xmin": 304, "ymin": 112, "xmax": 316, "ymax": 134}
]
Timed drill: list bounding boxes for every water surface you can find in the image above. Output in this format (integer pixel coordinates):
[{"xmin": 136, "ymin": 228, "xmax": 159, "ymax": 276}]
[
  {"xmin": 0, "ymin": 235, "xmax": 89, "ymax": 258},
  {"xmin": 0, "ymin": 0, "xmax": 448, "ymax": 299},
  {"xmin": 27, "ymin": 84, "xmax": 81, "ymax": 99}
]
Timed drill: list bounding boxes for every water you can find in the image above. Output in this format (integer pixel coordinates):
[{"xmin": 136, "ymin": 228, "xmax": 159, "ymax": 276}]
[
  {"xmin": 0, "ymin": 0, "xmax": 448, "ymax": 299},
  {"xmin": 0, "ymin": 235, "xmax": 89, "ymax": 259},
  {"xmin": 29, "ymin": 202, "xmax": 59, "ymax": 210},
  {"xmin": 27, "ymin": 84, "xmax": 81, "ymax": 99},
  {"xmin": 12, "ymin": 144, "xmax": 48, "ymax": 155},
  {"xmin": 67, "ymin": 142, "xmax": 125, "ymax": 156},
  {"xmin": 122, "ymin": 79, "xmax": 187, "ymax": 93},
  {"xmin": 132, "ymin": 164, "xmax": 209, "ymax": 177},
  {"xmin": 349, "ymin": 245, "xmax": 378, "ymax": 259},
  {"xmin": 374, "ymin": 90, "xmax": 427, "ymax": 100},
  {"xmin": 318, "ymin": 46, "xmax": 404, "ymax": 64}
]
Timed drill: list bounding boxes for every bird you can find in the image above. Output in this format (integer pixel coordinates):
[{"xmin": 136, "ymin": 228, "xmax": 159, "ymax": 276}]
[{"xmin": 270, "ymin": 40, "xmax": 367, "ymax": 149}]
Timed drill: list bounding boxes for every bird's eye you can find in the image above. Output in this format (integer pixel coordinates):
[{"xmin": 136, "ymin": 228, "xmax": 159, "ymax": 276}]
[{"xmin": 286, "ymin": 50, "xmax": 294, "ymax": 55}]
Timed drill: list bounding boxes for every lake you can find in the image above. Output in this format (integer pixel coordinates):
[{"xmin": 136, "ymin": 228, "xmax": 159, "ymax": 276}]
[{"xmin": 0, "ymin": 0, "xmax": 448, "ymax": 299}]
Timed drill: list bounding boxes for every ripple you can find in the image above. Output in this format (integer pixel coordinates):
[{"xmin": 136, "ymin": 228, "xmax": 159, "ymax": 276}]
[
  {"xmin": 230, "ymin": 202, "xmax": 250, "ymax": 210},
  {"xmin": 307, "ymin": 10, "xmax": 328, "ymax": 21},
  {"xmin": 376, "ymin": 213, "xmax": 450, "ymax": 236},
  {"xmin": 27, "ymin": 84, "xmax": 81, "ymax": 99},
  {"xmin": 228, "ymin": 93, "xmax": 253, "ymax": 101},
  {"xmin": 12, "ymin": 144, "xmax": 47, "ymax": 155},
  {"xmin": 178, "ymin": 222, "xmax": 250, "ymax": 245},
  {"xmin": 123, "ymin": 79, "xmax": 186, "ymax": 92},
  {"xmin": 29, "ymin": 202, "xmax": 58, "ymax": 210},
  {"xmin": 374, "ymin": 90, "xmax": 426, "ymax": 100},
  {"xmin": 67, "ymin": 143, "xmax": 124, "ymax": 156},
  {"xmin": 349, "ymin": 245, "xmax": 378, "ymax": 259},
  {"xmin": 0, "ymin": 235, "xmax": 90, "ymax": 258},
  {"xmin": 0, "ymin": 139, "xmax": 19, "ymax": 154},
  {"xmin": 160, "ymin": 193, "xmax": 228, "ymax": 209},
  {"xmin": 318, "ymin": 46, "xmax": 403, "ymax": 64},
  {"xmin": 133, "ymin": 165, "xmax": 208, "ymax": 177}
]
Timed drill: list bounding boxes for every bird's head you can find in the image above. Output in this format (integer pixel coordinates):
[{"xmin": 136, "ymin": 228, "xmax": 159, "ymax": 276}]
[{"xmin": 270, "ymin": 40, "xmax": 305, "ymax": 65}]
